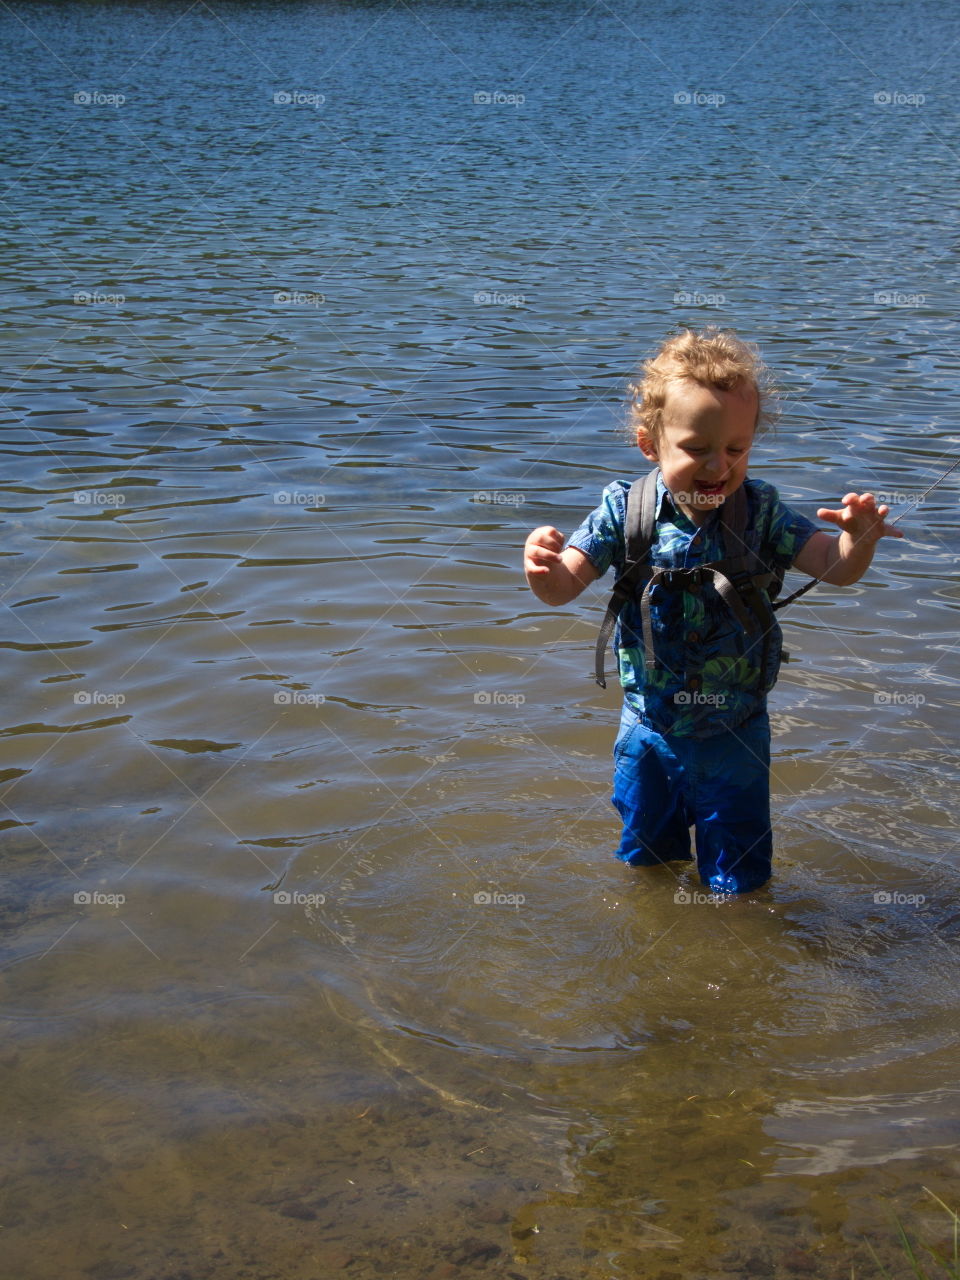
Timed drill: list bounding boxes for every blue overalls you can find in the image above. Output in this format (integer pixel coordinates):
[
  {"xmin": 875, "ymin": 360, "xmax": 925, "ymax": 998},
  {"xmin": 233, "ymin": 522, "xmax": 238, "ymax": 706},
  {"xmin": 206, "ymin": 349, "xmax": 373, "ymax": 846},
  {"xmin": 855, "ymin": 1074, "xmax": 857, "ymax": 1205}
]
[{"xmin": 567, "ymin": 472, "xmax": 819, "ymax": 894}]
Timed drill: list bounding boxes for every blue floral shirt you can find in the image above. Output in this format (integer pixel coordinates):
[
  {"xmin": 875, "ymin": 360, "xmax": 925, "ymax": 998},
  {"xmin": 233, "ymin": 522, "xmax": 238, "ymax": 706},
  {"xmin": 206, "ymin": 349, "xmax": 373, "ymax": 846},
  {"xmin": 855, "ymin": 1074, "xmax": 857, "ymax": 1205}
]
[{"xmin": 568, "ymin": 473, "xmax": 820, "ymax": 737}]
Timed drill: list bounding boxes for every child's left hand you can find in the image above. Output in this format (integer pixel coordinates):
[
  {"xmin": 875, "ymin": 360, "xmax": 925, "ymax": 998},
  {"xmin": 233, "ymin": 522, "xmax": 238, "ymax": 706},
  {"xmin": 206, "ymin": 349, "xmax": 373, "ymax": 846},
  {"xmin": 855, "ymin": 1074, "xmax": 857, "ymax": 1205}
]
[{"xmin": 816, "ymin": 492, "xmax": 905, "ymax": 544}]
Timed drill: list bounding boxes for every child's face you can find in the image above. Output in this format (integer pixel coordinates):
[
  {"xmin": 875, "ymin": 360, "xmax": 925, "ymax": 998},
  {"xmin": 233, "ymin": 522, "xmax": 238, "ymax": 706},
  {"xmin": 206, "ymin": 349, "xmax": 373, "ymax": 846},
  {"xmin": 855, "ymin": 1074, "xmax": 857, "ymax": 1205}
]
[{"xmin": 638, "ymin": 378, "xmax": 758, "ymax": 524}]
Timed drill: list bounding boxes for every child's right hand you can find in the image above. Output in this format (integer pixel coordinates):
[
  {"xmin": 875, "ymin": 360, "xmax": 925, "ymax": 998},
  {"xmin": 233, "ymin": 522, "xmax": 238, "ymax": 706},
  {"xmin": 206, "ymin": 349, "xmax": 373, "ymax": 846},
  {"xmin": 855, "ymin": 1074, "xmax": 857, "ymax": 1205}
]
[
  {"xmin": 524, "ymin": 525, "xmax": 565, "ymax": 578},
  {"xmin": 524, "ymin": 527, "xmax": 600, "ymax": 604}
]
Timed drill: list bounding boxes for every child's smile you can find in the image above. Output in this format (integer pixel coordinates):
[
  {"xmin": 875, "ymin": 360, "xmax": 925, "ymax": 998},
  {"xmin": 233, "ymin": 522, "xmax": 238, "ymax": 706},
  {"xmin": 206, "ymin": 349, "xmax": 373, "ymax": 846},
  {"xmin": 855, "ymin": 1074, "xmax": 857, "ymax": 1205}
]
[{"xmin": 638, "ymin": 379, "xmax": 758, "ymax": 525}]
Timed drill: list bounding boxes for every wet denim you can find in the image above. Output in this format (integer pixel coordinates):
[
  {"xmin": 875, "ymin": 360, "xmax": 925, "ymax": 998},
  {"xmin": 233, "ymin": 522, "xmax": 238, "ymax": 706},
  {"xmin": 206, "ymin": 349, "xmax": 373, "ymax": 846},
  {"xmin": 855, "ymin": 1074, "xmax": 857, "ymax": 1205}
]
[{"xmin": 611, "ymin": 701, "xmax": 773, "ymax": 894}]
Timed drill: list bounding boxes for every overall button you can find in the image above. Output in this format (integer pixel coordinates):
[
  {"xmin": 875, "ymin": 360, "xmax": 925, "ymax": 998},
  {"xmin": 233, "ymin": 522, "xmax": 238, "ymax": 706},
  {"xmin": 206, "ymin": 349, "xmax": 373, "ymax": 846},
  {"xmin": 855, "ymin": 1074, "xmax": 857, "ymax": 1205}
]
[{"xmin": 688, "ymin": 630, "xmax": 700, "ymax": 644}]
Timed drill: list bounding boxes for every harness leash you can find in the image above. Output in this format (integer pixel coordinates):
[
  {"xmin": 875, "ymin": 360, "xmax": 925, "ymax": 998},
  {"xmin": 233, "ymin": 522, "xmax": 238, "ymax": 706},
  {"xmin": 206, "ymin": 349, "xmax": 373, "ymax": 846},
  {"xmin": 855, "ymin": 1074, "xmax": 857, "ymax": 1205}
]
[
  {"xmin": 772, "ymin": 452, "xmax": 960, "ymax": 612},
  {"xmin": 594, "ymin": 455, "xmax": 959, "ymax": 690},
  {"xmin": 889, "ymin": 453, "xmax": 960, "ymax": 522}
]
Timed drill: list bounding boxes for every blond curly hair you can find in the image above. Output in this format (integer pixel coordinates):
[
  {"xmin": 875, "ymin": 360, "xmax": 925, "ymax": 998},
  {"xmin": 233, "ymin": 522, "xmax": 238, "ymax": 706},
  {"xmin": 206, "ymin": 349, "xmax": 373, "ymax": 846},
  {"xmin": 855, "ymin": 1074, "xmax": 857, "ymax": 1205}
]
[{"xmin": 627, "ymin": 327, "xmax": 777, "ymax": 447}]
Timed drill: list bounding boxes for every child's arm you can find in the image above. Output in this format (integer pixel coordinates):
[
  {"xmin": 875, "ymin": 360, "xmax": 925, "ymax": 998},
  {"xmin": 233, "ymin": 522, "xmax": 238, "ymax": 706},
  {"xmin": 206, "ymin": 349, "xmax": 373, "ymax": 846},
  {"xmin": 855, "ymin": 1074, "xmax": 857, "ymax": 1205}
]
[
  {"xmin": 791, "ymin": 492, "xmax": 904, "ymax": 586},
  {"xmin": 524, "ymin": 525, "xmax": 601, "ymax": 605}
]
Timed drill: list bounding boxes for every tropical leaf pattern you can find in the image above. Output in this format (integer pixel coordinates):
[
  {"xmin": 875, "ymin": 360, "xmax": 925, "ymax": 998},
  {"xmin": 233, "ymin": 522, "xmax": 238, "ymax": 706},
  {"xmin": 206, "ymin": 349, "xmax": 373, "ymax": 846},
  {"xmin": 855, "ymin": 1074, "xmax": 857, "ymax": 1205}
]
[{"xmin": 568, "ymin": 472, "xmax": 820, "ymax": 737}]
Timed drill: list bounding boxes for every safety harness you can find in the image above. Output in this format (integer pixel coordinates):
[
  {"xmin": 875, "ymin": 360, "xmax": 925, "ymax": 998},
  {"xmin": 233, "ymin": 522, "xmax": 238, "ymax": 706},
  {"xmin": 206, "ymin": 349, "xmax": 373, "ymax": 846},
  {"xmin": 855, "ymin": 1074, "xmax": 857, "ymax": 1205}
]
[{"xmin": 594, "ymin": 469, "xmax": 785, "ymax": 691}]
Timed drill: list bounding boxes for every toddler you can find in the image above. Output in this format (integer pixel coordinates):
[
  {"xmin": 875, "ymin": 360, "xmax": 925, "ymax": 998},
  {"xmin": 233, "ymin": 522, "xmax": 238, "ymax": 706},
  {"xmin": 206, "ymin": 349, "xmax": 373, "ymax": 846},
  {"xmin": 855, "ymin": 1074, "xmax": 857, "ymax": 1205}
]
[{"xmin": 523, "ymin": 328, "xmax": 903, "ymax": 894}]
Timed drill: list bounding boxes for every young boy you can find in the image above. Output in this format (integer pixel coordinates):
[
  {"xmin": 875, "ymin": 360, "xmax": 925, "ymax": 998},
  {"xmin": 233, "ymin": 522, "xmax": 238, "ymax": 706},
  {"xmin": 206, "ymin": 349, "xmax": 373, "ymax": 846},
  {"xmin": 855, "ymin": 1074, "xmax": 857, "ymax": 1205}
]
[{"xmin": 523, "ymin": 328, "xmax": 903, "ymax": 895}]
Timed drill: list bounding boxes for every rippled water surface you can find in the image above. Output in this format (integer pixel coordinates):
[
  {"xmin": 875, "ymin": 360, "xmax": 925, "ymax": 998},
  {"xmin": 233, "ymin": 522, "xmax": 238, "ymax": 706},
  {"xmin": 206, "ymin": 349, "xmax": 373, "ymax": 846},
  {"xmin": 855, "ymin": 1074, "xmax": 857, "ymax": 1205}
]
[{"xmin": 2, "ymin": 1, "xmax": 959, "ymax": 1277}]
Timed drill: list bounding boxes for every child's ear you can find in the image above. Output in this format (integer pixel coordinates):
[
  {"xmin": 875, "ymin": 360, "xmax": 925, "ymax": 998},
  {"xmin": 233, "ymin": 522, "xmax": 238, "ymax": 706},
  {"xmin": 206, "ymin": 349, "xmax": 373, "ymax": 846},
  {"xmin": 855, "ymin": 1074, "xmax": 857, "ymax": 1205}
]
[{"xmin": 637, "ymin": 430, "xmax": 659, "ymax": 462}]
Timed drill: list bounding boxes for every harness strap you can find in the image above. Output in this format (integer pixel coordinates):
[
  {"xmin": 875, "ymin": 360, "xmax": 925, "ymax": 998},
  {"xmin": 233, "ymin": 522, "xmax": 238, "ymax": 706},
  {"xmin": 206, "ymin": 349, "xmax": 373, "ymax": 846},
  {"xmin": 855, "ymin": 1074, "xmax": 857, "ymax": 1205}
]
[
  {"xmin": 714, "ymin": 485, "xmax": 779, "ymax": 689},
  {"xmin": 706, "ymin": 568, "xmax": 763, "ymax": 635},
  {"xmin": 595, "ymin": 471, "xmax": 658, "ymax": 689},
  {"xmin": 633, "ymin": 466, "xmax": 659, "ymax": 556},
  {"xmin": 639, "ymin": 568, "xmax": 698, "ymax": 673},
  {"xmin": 595, "ymin": 589, "xmax": 624, "ymax": 690},
  {"xmin": 638, "ymin": 565, "xmax": 772, "ymax": 672},
  {"xmin": 594, "ymin": 469, "xmax": 784, "ymax": 691},
  {"xmin": 727, "ymin": 570, "xmax": 776, "ymax": 691}
]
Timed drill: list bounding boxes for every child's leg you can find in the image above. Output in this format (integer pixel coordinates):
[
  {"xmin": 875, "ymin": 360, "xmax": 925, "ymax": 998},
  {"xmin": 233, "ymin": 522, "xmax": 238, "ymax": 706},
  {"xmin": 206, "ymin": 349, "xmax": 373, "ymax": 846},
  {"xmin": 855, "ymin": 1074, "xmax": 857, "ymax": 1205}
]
[
  {"xmin": 611, "ymin": 705, "xmax": 693, "ymax": 866},
  {"xmin": 687, "ymin": 709, "xmax": 773, "ymax": 894}
]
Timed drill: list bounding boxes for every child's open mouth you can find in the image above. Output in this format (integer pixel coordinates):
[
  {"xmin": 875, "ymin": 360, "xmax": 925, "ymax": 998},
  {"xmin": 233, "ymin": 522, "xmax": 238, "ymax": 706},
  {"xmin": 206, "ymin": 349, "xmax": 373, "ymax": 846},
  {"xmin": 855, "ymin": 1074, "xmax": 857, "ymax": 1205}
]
[{"xmin": 694, "ymin": 481, "xmax": 725, "ymax": 496}]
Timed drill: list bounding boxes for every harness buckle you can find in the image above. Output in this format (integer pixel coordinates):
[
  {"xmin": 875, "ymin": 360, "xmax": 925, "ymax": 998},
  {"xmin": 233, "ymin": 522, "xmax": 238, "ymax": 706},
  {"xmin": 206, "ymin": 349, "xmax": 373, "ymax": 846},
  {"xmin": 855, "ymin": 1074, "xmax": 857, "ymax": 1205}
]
[{"xmin": 661, "ymin": 567, "xmax": 705, "ymax": 590}]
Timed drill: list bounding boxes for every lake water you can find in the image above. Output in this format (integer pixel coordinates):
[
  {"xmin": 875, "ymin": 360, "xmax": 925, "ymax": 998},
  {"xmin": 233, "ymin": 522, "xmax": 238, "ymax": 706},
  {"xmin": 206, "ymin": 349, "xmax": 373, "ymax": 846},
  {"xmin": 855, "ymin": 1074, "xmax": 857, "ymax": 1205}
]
[{"xmin": 1, "ymin": 1, "xmax": 959, "ymax": 1277}]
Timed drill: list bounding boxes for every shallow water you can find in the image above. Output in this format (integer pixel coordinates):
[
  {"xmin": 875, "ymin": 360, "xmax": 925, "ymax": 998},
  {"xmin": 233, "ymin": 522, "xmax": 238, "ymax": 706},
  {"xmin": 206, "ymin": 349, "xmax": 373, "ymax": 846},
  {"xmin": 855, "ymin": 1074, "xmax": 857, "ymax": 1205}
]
[{"xmin": 2, "ymin": 1, "xmax": 959, "ymax": 1277}]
